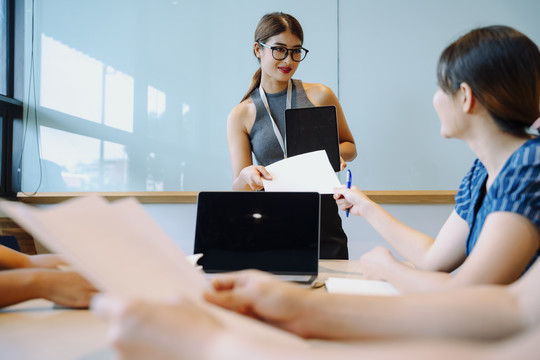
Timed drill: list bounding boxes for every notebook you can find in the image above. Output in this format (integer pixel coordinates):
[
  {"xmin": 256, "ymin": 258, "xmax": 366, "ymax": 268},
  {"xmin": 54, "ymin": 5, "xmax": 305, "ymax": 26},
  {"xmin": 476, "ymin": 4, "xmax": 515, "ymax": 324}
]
[
  {"xmin": 193, "ymin": 191, "xmax": 320, "ymax": 284},
  {"xmin": 285, "ymin": 105, "xmax": 341, "ymax": 172}
]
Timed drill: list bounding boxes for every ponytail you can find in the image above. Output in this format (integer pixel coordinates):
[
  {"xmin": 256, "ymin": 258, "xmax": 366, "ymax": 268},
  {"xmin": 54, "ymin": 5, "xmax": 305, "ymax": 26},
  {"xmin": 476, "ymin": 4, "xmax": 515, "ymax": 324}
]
[{"xmin": 240, "ymin": 68, "xmax": 262, "ymax": 103}]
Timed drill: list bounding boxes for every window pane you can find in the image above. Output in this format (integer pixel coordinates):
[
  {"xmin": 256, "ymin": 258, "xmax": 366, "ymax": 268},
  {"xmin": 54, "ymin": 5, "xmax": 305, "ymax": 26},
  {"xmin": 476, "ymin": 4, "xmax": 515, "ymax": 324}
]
[
  {"xmin": 0, "ymin": 0, "xmax": 7, "ymax": 95},
  {"xmin": 40, "ymin": 35, "xmax": 105, "ymax": 124},
  {"xmin": 37, "ymin": 126, "xmax": 129, "ymax": 192}
]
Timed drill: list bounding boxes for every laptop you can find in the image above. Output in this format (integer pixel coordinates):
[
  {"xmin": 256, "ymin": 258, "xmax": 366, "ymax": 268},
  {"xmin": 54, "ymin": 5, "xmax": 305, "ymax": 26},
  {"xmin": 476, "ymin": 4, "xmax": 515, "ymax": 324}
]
[
  {"xmin": 285, "ymin": 105, "xmax": 341, "ymax": 172},
  {"xmin": 193, "ymin": 191, "xmax": 320, "ymax": 284}
]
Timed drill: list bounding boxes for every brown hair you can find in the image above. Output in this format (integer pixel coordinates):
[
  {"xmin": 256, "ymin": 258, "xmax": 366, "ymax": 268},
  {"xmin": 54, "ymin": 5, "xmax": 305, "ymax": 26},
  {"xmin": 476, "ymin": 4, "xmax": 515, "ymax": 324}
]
[
  {"xmin": 437, "ymin": 25, "xmax": 540, "ymax": 137},
  {"xmin": 240, "ymin": 12, "xmax": 304, "ymax": 103}
]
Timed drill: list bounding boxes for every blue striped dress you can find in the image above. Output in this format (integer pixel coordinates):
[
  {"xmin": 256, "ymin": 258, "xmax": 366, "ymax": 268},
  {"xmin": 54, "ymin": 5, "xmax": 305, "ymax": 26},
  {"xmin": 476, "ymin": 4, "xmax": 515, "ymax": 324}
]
[{"xmin": 455, "ymin": 136, "xmax": 540, "ymax": 271}]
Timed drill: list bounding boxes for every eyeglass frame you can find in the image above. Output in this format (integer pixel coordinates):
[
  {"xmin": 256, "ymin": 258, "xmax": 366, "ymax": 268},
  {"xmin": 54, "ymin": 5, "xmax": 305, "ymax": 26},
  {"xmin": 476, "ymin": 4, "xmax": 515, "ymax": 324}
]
[{"xmin": 258, "ymin": 42, "xmax": 309, "ymax": 62}]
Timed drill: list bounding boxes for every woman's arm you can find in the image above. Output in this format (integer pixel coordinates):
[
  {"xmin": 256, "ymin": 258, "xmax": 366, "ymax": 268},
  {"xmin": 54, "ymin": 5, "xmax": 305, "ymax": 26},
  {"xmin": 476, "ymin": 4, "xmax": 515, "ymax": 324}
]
[
  {"xmin": 335, "ymin": 186, "xmax": 539, "ymax": 292},
  {"xmin": 0, "ymin": 245, "xmax": 70, "ymax": 270},
  {"xmin": 0, "ymin": 269, "xmax": 42, "ymax": 306},
  {"xmin": 357, "ymin": 211, "xmax": 539, "ymax": 293},
  {"xmin": 352, "ymin": 246, "xmax": 460, "ymax": 293},
  {"xmin": 0, "ymin": 244, "xmax": 32, "ymax": 269},
  {"xmin": 448, "ymin": 212, "xmax": 539, "ymax": 286},
  {"xmin": 352, "ymin": 210, "xmax": 469, "ymax": 293},
  {"xmin": 205, "ymin": 270, "xmax": 528, "ymax": 342},
  {"xmin": 92, "ymin": 265, "xmax": 540, "ymax": 359},
  {"xmin": 0, "ymin": 269, "xmax": 96, "ymax": 308},
  {"xmin": 226, "ymin": 101, "xmax": 272, "ymax": 191},
  {"xmin": 93, "ymin": 291, "xmax": 510, "ymax": 360},
  {"xmin": 334, "ymin": 187, "xmax": 468, "ymax": 270},
  {"xmin": 304, "ymin": 83, "xmax": 357, "ymax": 165},
  {"xmin": 0, "ymin": 245, "xmax": 96, "ymax": 307}
]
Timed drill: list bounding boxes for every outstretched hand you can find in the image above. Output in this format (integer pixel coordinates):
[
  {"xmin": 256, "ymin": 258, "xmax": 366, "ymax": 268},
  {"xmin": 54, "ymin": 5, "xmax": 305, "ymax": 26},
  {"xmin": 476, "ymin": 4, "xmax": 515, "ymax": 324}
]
[
  {"xmin": 204, "ymin": 270, "xmax": 313, "ymax": 337},
  {"xmin": 39, "ymin": 270, "xmax": 98, "ymax": 308},
  {"xmin": 357, "ymin": 246, "xmax": 397, "ymax": 281},
  {"xmin": 334, "ymin": 185, "xmax": 372, "ymax": 217},
  {"xmin": 238, "ymin": 165, "xmax": 272, "ymax": 191}
]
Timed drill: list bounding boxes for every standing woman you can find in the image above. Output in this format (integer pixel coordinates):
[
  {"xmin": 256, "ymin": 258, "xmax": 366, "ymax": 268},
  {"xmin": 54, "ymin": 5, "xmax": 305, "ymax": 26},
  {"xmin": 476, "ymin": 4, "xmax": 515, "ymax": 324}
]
[
  {"xmin": 227, "ymin": 12, "xmax": 357, "ymax": 259},
  {"xmin": 335, "ymin": 25, "xmax": 540, "ymax": 292}
]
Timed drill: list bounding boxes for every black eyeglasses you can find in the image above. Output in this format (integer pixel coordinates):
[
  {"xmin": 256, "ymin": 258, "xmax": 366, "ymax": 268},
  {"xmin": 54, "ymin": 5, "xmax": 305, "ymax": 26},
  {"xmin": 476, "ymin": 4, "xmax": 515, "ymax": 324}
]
[{"xmin": 258, "ymin": 42, "xmax": 309, "ymax": 62}]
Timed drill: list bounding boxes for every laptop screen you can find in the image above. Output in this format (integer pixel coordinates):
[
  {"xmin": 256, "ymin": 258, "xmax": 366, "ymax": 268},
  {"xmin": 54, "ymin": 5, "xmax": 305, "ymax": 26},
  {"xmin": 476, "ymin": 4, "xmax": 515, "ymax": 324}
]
[{"xmin": 194, "ymin": 192, "xmax": 320, "ymax": 276}]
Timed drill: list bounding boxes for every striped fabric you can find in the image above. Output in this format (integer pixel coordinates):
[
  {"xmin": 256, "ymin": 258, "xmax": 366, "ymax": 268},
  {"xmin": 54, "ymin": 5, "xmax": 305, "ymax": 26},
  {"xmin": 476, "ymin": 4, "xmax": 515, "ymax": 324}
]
[{"xmin": 455, "ymin": 137, "xmax": 540, "ymax": 271}]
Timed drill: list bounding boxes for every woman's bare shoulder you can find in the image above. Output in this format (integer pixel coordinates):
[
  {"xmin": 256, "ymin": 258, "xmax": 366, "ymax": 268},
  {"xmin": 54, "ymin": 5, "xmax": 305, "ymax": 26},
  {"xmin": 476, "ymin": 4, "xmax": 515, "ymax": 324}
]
[
  {"xmin": 228, "ymin": 98, "xmax": 256, "ymax": 129},
  {"xmin": 302, "ymin": 82, "xmax": 337, "ymax": 105}
]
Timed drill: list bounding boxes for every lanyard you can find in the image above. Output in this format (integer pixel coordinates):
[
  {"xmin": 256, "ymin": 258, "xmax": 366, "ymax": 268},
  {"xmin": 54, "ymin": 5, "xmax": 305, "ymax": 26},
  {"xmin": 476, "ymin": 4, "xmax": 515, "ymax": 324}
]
[{"xmin": 258, "ymin": 79, "xmax": 292, "ymax": 157}]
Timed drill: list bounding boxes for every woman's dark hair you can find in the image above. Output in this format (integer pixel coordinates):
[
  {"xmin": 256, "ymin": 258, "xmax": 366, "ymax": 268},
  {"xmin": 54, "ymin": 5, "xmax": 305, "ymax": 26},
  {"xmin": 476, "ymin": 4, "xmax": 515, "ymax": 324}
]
[
  {"xmin": 240, "ymin": 12, "xmax": 304, "ymax": 103},
  {"xmin": 437, "ymin": 25, "xmax": 540, "ymax": 137}
]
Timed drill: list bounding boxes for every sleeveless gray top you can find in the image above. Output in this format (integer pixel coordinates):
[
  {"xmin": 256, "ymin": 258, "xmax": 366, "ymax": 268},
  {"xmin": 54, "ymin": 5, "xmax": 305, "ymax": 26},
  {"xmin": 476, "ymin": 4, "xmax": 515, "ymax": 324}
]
[{"xmin": 249, "ymin": 79, "xmax": 315, "ymax": 166}]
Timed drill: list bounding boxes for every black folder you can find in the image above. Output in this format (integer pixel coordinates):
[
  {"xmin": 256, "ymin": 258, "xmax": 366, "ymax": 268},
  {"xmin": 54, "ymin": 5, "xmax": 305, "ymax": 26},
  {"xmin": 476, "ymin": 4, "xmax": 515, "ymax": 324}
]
[{"xmin": 285, "ymin": 105, "xmax": 341, "ymax": 172}]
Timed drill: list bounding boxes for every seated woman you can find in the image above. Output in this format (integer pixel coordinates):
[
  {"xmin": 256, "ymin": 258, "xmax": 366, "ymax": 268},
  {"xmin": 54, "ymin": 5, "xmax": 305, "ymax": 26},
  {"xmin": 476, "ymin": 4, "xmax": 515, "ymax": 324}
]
[
  {"xmin": 0, "ymin": 245, "xmax": 96, "ymax": 308},
  {"xmin": 334, "ymin": 25, "xmax": 540, "ymax": 293}
]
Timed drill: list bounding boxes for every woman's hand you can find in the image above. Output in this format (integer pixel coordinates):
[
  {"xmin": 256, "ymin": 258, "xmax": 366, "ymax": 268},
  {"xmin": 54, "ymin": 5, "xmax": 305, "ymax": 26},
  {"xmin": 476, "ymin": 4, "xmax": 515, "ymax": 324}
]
[
  {"xmin": 357, "ymin": 246, "xmax": 396, "ymax": 281},
  {"xmin": 37, "ymin": 270, "xmax": 98, "ymax": 308},
  {"xmin": 204, "ymin": 270, "xmax": 314, "ymax": 337},
  {"xmin": 238, "ymin": 165, "xmax": 272, "ymax": 191},
  {"xmin": 92, "ymin": 295, "xmax": 224, "ymax": 360},
  {"xmin": 333, "ymin": 185, "xmax": 374, "ymax": 217}
]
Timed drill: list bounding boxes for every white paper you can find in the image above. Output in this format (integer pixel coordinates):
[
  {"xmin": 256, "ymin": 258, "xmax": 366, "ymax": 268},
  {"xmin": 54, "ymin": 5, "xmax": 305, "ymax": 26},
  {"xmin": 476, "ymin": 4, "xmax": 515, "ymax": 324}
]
[
  {"xmin": 0, "ymin": 197, "xmax": 308, "ymax": 348},
  {"xmin": 262, "ymin": 150, "xmax": 341, "ymax": 194},
  {"xmin": 325, "ymin": 277, "xmax": 401, "ymax": 296},
  {"xmin": 0, "ymin": 196, "xmax": 207, "ymax": 302}
]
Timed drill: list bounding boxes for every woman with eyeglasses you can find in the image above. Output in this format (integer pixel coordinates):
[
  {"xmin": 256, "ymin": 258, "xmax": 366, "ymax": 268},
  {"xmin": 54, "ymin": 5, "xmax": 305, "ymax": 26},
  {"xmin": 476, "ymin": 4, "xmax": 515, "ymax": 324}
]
[{"xmin": 227, "ymin": 12, "xmax": 357, "ymax": 259}]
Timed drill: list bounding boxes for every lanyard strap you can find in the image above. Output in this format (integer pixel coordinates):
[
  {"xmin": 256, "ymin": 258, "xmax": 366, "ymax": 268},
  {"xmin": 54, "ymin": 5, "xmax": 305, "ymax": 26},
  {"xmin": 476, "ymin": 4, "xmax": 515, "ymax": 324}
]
[{"xmin": 258, "ymin": 79, "xmax": 292, "ymax": 157}]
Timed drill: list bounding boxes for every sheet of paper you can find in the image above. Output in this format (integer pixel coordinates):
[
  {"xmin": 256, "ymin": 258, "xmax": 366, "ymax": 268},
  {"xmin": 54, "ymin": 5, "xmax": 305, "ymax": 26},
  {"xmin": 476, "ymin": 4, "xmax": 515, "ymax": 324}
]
[
  {"xmin": 0, "ymin": 197, "xmax": 308, "ymax": 348},
  {"xmin": 0, "ymin": 196, "xmax": 206, "ymax": 301},
  {"xmin": 325, "ymin": 277, "xmax": 401, "ymax": 296},
  {"xmin": 262, "ymin": 150, "xmax": 341, "ymax": 194}
]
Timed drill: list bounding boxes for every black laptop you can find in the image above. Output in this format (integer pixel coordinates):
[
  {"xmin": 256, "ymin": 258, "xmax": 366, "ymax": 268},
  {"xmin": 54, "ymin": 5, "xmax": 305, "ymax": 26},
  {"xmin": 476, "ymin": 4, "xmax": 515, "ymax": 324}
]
[
  {"xmin": 285, "ymin": 105, "xmax": 341, "ymax": 172},
  {"xmin": 193, "ymin": 191, "xmax": 320, "ymax": 283}
]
